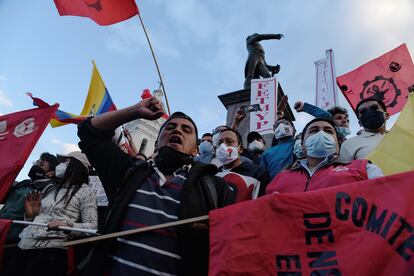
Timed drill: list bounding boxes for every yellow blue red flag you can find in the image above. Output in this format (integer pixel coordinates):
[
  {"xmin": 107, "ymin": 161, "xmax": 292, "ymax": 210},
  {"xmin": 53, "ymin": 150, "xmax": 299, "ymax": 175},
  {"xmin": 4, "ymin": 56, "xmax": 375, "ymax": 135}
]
[{"xmin": 29, "ymin": 61, "xmax": 116, "ymax": 127}]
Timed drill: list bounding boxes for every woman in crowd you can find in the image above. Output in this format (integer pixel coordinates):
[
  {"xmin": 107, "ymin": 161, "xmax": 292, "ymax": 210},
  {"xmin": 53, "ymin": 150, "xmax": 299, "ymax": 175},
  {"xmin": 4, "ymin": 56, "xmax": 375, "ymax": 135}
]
[{"xmin": 3, "ymin": 151, "xmax": 98, "ymax": 276}]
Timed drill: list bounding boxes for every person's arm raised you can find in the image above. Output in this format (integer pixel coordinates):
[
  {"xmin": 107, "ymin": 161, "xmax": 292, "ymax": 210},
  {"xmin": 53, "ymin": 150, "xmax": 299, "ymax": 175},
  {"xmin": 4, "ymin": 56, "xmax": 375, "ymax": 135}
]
[{"xmin": 91, "ymin": 97, "xmax": 165, "ymax": 131}]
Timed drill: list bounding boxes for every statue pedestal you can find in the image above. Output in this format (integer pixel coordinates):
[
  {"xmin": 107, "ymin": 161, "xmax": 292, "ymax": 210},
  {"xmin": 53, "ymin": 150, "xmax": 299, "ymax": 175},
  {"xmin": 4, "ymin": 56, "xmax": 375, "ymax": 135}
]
[{"xmin": 218, "ymin": 84, "xmax": 295, "ymax": 148}]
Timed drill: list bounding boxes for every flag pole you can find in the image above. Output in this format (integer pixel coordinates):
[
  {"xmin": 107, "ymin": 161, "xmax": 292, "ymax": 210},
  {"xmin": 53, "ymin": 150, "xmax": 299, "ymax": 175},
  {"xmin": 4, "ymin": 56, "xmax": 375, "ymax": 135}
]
[
  {"xmin": 12, "ymin": 220, "xmax": 98, "ymax": 235},
  {"xmin": 137, "ymin": 13, "xmax": 171, "ymax": 115}
]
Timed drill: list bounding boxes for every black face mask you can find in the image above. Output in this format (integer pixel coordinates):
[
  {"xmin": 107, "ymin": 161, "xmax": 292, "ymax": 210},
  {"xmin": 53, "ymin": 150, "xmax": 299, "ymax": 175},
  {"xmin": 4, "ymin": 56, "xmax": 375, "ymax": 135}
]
[
  {"xmin": 154, "ymin": 146, "xmax": 193, "ymax": 175},
  {"xmin": 28, "ymin": 165, "xmax": 46, "ymax": 181},
  {"xmin": 360, "ymin": 110, "xmax": 385, "ymax": 130}
]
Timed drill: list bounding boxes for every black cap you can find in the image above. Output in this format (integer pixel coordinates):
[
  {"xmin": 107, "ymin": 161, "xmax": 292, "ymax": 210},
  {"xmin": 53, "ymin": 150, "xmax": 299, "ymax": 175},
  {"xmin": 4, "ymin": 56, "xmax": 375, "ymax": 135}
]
[
  {"xmin": 247, "ymin": 131, "xmax": 264, "ymax": 144},
  {"xmin": 40, "ymin": 152, "xmax": 58, "ymax": 170},
  {"xmin": 159, "ymin": 112, "xmax": 198, "ymax": 142}
]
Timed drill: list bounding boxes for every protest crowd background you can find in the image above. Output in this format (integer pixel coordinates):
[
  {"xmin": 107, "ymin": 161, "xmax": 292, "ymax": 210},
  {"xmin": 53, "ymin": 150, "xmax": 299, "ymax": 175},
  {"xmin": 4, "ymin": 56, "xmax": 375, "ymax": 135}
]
[{"xmin": 1, "ymin": 1, "xmax": 414, "ymax": 275}]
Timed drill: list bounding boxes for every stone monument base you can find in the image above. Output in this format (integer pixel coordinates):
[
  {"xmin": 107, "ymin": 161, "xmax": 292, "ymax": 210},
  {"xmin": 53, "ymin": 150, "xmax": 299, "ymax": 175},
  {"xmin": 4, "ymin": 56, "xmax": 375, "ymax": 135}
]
[{"xmin": 218, "ymin": 84, "xmax": 295, "ymax": 148}]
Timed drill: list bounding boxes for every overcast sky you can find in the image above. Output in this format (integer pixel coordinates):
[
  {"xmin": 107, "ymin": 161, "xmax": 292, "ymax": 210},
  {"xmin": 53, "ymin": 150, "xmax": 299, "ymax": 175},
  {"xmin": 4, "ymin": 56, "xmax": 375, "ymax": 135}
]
[{"xmin": 1, "ymin": 0, "xmax": 413, "ymax": 180}]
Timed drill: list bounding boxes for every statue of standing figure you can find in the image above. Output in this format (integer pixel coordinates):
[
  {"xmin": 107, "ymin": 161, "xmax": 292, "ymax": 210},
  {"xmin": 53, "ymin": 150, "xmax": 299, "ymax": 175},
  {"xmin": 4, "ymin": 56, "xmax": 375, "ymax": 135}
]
[{"xmin": 244, "ymin": 33, "xmax": 284, "ymax": 89}]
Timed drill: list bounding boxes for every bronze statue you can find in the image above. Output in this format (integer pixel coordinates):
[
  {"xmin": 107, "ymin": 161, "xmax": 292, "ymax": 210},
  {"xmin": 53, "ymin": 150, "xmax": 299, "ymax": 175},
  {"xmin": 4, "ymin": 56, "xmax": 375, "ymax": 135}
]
[{"xmin": 244, "ymin": 33, "xmax": 283, "ymax": 89}]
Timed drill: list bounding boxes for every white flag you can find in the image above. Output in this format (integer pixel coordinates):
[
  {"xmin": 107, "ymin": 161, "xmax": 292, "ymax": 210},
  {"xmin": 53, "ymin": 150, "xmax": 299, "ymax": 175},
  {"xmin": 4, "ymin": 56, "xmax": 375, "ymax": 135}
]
[
  {"xmin": 315, "ymin": 49, "xmax": 338, "ymax": 110},
  {"xmin": 250, "ymin": 77, "xmax": 278, "ymax": 135}
]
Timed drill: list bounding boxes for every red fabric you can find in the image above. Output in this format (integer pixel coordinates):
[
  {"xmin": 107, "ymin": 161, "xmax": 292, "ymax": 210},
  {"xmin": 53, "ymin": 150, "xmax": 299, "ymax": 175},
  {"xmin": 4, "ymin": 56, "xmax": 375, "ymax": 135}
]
[
  {"xmin": 337, "ymin": 44, "xmax": 414, "ymax": 116},
  {"xmin": 53, "ymin": 0, "xmax": 139, "ymax": 26},
  {"xmin": 0, "ymin": 219, "xmax": 11, "ymax": 269},
  {"xmin": 140, "ymin": 89, "xmax": 169, "ymax": 119},
  {"xmin": 0, "ymin": 105, "xmax": 59, "ymax": 202},
  {"xmin": 266, "ymin": 159, "xmax": 368, "ymax": 194},
  {"xmin": 210, "ymin": 171, "xmax": 414, "ymax": 275},
  {"xmin": 66, "ymin": 246, "xmax": 76, "ymax": 276},
  {"xmin": 216, "ymin": 172, "xmax": 260, "ymax": 202}
]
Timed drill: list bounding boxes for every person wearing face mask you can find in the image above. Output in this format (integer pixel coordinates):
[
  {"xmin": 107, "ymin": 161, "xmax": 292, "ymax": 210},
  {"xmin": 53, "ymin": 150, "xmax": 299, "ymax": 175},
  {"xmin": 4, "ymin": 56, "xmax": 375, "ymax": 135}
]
[
  {"xmin": 266, "ymin": 118, "xmax": 383, "ymax": 194},
  {"xmin": 2, "ymin": 151, "xmax": 98, "ymax": 276},
  {"xmin": 339, "ymin": 98, "xmax": 389, "ymax": 162},
  {"xmin": 77, "ymin": 98, "xmax": 235, "ymax": 276},
  {"xmin": 294, "ymin": 101, "xmax": 351, "ymax": 143},
  {"xmin": 216, "ymin": 129, "xmax": 270, "ymax": 199},
  {"xmin": 292, "ymin": 133, "xmax": 306, "ymax": 160},
  {"xmin": 260, "ymin": 118, "xmax": 296, "ymax": 179},
  {"xmin": 246, "ymin": 131, "xmax": 266, "ymax": 165},
  {"xmin": 0, "ymin": 153, "xmax": 58, "ymax": 248},
  {"xmin": 195, "ymin": 133, "xmax": 214, "ymax": 163}
]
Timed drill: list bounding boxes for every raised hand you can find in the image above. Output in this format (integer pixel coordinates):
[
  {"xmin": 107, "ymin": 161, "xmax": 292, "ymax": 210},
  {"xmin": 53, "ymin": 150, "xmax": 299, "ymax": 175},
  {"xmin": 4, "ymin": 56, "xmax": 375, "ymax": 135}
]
[
  {"xmin": 294, "ymin": 101, "xmax": 304, "ymax": 112},
  {"xmin": 234, "ymin": 107, "xmax": 246, "ymax": 123},
  {"xmin": 25, "ymin": 191, "xmax": 41, "ymax": 218},
  {"xmin": 136, "ymin": 97, "xmax": 165, "ymax": 121},
  {"xmin": 275, "ymin": 34, "xmax": 284, "ymax": 40},
  {"xmin": 278, "ymin": 95, "xmax": 288, "ymax": 113}
]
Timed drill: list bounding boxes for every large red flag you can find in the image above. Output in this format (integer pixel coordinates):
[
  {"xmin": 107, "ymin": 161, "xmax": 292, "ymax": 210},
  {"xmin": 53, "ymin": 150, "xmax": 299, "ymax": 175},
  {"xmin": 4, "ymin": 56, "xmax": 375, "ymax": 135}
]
[
  {"xmin": 0, "ymin": 105, "xmax": 58, "ymax": 201},
  {"xmin": 0, "ymin": 219, "xmax": 11, "ymax": 269},
  {"xmin": 54, "ymin": 0, "xmax": 139, "ymax": 26},
  {"xmin": 337, "ymin": 44, "xmax": 414, "ymax": 116},
  {"xmin": 210, "ymin": 171, "xmax": 414, "ymax": 275}
]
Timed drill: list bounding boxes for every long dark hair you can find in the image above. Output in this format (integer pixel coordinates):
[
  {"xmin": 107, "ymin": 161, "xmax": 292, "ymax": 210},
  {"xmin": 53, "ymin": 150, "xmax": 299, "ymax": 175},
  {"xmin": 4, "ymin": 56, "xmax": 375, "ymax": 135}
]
[{"xmin": 43, "ymin": 157, "xmax": 89, "ymax": 207}]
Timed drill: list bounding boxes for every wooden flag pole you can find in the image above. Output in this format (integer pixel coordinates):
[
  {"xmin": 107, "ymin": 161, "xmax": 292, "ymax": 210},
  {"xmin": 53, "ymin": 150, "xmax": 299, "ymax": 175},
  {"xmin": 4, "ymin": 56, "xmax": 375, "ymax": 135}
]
[
  {"xmin": 137, "ymin": 13, "xmax": 171, "ymax": 115},
  {"xmin": 64, "ymin": 215, "xmax": 209, "ymax": 247}
]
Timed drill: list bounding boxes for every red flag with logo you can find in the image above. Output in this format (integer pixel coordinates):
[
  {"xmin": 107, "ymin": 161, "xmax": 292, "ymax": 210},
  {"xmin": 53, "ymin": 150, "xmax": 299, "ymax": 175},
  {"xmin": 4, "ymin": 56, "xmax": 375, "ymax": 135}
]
[
  {"xmin": 54, "ymin": 0, "xmax": 139, "ymax": 26},
  {"xmin": 0, "ymin": 105, "xmax": 59, "ymax": 202},
  {"xmin": 209, "ymin": 171, "xmax": 414, "ymax": 275},
  {"xmin": 337, "ymin": 44, "xmax": 414, "ymax": 116}
]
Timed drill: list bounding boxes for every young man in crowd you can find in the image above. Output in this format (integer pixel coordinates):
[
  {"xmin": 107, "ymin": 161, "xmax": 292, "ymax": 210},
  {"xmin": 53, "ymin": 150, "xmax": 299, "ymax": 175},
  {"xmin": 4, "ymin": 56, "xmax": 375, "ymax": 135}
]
[
  {"xmin": 339, "ymin": 98, "xmax": 389, "ymax": 162},
  {"xmin": 246, "ymin": 131, "xmax": 266, "ymax": 165},
  {"xmin": 78, "ymin": 97, "xmax": 235, "ymax": 276},
  {"xmin": 260, "ymin": 118, "xmax": 296, "ymax": 179},
  {"xmin": 294, "ymin": 101, "xmax": 351, "ymax": 143},
  {"xmin": 266, "ymin": 118, "xmax": 383, "ymax": 194},
  {"xmin": 195, "ymin": 133, "xmax": 214, "ymax": 163},
  {"xmin": 216, "ymin": 128, "xmax": 270, "ymax": 199}
]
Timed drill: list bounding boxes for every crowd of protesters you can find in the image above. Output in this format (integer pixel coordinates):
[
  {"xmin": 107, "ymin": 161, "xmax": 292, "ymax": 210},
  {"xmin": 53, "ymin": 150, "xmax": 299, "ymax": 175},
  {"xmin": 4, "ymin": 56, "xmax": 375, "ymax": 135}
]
[{"xmin": 0, "ymin": 93, "xmax": 391, "ymax": 276}]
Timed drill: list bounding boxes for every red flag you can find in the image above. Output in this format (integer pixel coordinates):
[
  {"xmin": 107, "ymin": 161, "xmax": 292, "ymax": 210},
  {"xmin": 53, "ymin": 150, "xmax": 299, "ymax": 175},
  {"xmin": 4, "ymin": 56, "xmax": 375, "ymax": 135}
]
[
  {"xmin": 54, "ymin": 0, "xmax": 139, "ymax": 26},
  {"xmin": 337, "ymin": 44, "xmax": 414, "ymax": 116},
  {"xmin": 0, "ymin": 105, "xmax": 58, "ymax": 201},
  {"xmin": 209, "ymin": 171, "xmax": 414, "ymax": 275},
  {"xmin": 0, "ymin": 219, "xmax": 11, "ymax": 269}
]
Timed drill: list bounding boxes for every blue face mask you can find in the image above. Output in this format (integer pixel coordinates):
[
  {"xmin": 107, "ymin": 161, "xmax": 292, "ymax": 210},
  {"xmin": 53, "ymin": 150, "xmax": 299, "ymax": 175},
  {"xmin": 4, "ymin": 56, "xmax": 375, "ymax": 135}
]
[
  {"xmin": 199, "ymin": 140, "xmax": 213, "ymax": 155},
  {"xmin": 293, "ymin": 138, "xmax": 305, "ymax": 159},
  {"xmin": 304, "ymin": 131, "xmax": 337, "ymax": 158},
  {"xmin": 337, "ymin": 126, "xmax": 351, "ymax": 138}
]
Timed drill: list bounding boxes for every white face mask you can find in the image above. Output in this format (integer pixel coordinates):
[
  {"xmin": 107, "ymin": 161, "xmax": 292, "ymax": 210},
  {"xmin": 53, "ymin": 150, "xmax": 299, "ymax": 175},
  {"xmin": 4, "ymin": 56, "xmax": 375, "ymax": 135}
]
[
  {"xmin": 337, "ymin": 126, "xmax": 351, "ymax": 138},
  {"xmin": 199, "ymin": 140, "xmax": 213, "ymax": 155},
  {"xmin": 293, "ymin": 138, "xmax": 305, "ymax": 159},
  {"xmin": 55, "ymin": 162, "xmax": 68, "ymax": 178},
  {"xmin": 216, "ymin": 143, "xmax": 239, "ymax": 165},
  {"xmin": 274, "ymin": 123, "xmax": 294, "ymax": 139},
  {"xmin": 304, "ymin": 131, "xmax": 337, "ymax": 158},
  {"xmin": 248, "ymin": 140, "xmax": 265, "ymax": 153}
]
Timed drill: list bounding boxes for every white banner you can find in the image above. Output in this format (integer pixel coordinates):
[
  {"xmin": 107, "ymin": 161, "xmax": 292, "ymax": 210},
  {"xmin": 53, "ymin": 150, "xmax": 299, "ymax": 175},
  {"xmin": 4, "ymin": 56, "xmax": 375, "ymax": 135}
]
[
  {"xmin": 315, "ymin": 49, "xmax": 338, "ymax": 110},
  {"xmin": 250, "ymin": 77, "xmax": 278, "ymax": 135}
]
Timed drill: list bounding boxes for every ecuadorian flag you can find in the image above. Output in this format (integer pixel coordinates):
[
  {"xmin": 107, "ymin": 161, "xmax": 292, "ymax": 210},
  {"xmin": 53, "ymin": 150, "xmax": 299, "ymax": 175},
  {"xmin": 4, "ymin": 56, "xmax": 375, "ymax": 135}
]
[{"xmin": 30, "ymin": 61, "xmax": 116, "ymax": 127}]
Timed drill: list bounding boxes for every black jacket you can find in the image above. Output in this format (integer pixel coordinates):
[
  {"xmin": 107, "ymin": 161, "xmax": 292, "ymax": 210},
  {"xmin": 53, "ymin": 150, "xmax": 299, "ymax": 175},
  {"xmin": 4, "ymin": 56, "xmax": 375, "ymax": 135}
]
[{"xmin": 78, "ymin": 119, "xmax": 235, "ymax": 276}]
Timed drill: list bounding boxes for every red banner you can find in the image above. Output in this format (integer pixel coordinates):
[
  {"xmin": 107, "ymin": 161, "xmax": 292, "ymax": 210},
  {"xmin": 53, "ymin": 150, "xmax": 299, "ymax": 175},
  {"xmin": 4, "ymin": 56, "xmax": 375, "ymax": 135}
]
[
  {"xmin": 210, "ymin": 171, "xmax": 414, "ymax": 275},
  {"xmin": 0, "ymin": 105, "xmax": 58, "ymax": 201},
  {"xmin": 54, "ymin": 0, "xmax": 139, "ymax": 26},
  {"xmin": 337, "ymin": 44, "xmax": 414, "ymax": 116}
]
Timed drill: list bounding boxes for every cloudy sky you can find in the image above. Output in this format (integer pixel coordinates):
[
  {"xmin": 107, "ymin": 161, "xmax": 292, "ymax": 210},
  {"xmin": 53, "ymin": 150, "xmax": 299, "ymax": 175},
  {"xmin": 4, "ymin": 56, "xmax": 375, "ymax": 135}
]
[{"xmin": 0, "ymin": 0, "xmax": 413, "ymax": 179}]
